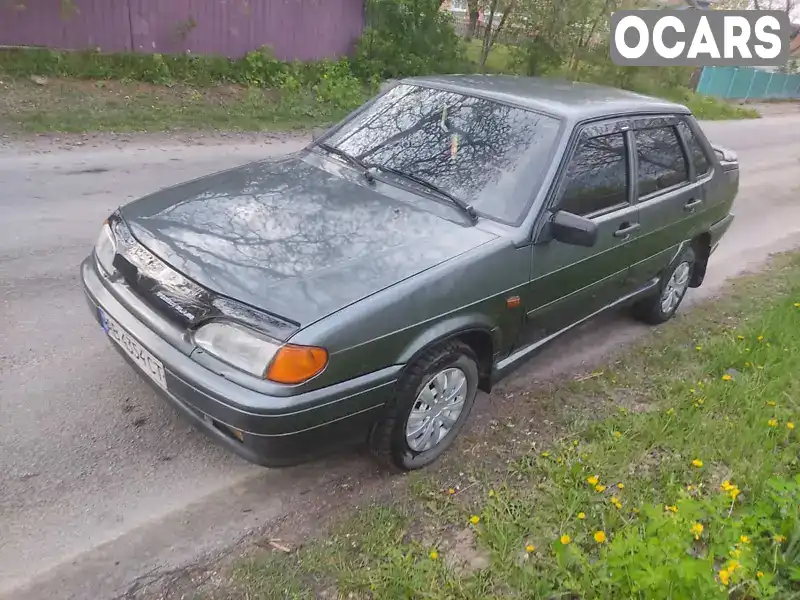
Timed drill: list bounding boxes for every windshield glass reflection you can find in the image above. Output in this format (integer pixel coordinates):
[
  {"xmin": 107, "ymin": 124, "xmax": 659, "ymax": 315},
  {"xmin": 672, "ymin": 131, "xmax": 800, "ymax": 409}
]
[{"xmin": 325, "ymin": 84, "xmax": 562, "ymax": 224}]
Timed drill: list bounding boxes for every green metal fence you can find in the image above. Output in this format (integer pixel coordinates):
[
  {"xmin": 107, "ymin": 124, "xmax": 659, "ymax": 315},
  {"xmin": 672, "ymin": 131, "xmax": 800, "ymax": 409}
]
[{"xmin": 696, "ymin": 66, "xmax": 800, "ymax": 100}]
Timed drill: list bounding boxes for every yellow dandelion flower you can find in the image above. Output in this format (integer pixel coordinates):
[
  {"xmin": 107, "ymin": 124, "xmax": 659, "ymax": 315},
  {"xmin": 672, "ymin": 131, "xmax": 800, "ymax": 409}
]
[
  {"xmin": 632, "ymin": 507, "xmax": 640, "ymax": 514},
  {"xmin": 692, "ymin": 459, "xmax": 704, "ymax": 468},
  {"xmin": 665, "ymin": 505, "xmax": 678, "ymax": 513},
  {"xmin": 667, "ymin": 407, "xmax": 675, "ymax": 415},
  {"xmin": 577, "ymin": 512, "xmax": 586, "ymax": 520},
  {"xmin": 740, "ymin": 535, "xmax": 750, "ymax": 544},
  {"xmin": 721, "ymin": 480, "xmax": 734, "ymax": 491},
  {"xmin": 697, "ymin": 398, "xmax": 705, "ymax": 405},
  {"xmin": 691, "ymin": 522, "xmax": 704, "ymax": 539},
  {"xmin": 788, "ymin": 422, "xmax": 795, "ymax": 430},
  {"xmin": 722, "ymin": 374, "xmax": 732, "ymax": 381},
  {"xmin": 613, "ymin": 431, "xmax": 622, "ymax": 438},
  {"xmin": 687, "ymin": 484, "xmax": 695, "ymax": 491},
  {"xmin": 488, "ymin": 489, "xmax": 496, "ymax": 497},
  {"xmin": 593, "ymin": 531, "xmax": 607, "ymax": 544},
  {"xmin": 447, "ymin": 488, "xmax": 456, "ymax": 495},
  {"xmin": 737, "ymin": 335, "xmax": 744, "ymax": 340},
  {"xmin": 525, "ymin": 544, "xmax": 535, "ymax": 553},
  {"xmin": 610, "ymin": 496, "xmax": 622, "ymax": 509},
  {"xmin": 757, "ymin": 335, "xmax": 764, "ymax": 342},
  {"xmin": 730, "ymin": 548, "xmax": 742, "ymax": 559},
  {"xmin": 696, "ymin": 345, "xmax": 702, "ymax": 351},
  {"xmin": 595, "ymin": 484, "xmax": 606, "ymax": 493},
  {"xmin": 774, "ymin": 535, "xmax": 786, "ymax": 543},
  {"xmin": 727, "ymin": 560, "xmax": 741, "ymax": 572},
  {"xmin": 768, "ymin": 419, "xmax": 778, "ymax": 427},
  {"xmin": 757, "ymin": 571, "xmax": 764, "ymax": 578},
  {"xmin": 560, "ymin": 534, "xmax": 571, "ymax": 545},
  {"xmin": 795, "ymin": 302, "xmax": 800, "ymax": 308},
  {"xmin": 767, "ymin": 400, "xmax": 776, "ymax": 406},
  {"xmin": 572, "ymin": 440, "xmax": 579, "ymax": 447},
  {"xmin": 587, "ymin": 475, "xmax": 599, "ymax": 486},
  {"xmin": 541, "ymin": 451, "xmax": 551, "ymax": 458},
  {"xmin": 429, "ymin": 550, "xmax": 439, "ymax": 560},
  {"xmin": 729, "ymin": 487, "xmax": 741, "ymax": 500},
  {"xmin": 617, "ymin": 483, "xmax": 625, "ymax": 489},
  {"xmin": 719, "ymin": 569, "xmax": 731, "ymax": 586},
  {"xmin": 469, "ymin": 515, "xmax": 480, "ymax": 525}
]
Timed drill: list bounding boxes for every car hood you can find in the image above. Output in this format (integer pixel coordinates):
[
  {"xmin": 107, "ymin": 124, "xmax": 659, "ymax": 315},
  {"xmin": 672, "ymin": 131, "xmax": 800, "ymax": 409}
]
[{"xmin": 121, "ymin": 153, "xmax": 497, "ymax": 326}]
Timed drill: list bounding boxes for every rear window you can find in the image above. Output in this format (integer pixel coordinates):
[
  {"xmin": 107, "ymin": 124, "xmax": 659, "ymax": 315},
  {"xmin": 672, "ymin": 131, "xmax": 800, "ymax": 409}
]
[
  {"xmin": 634, "ymin": 126, "xmax": 689, "ymax": 197},
  {"xmin": 677, "ymin": 121, "xmax": 711, "ymax": 177},
  {"xmin": 324, "ymin": 84, "xmax": 562, "ymax": 224}
]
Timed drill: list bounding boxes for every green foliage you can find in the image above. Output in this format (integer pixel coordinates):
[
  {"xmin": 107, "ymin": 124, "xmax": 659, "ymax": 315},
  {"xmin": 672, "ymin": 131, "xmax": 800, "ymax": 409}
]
[
  {"xmin": 352, "ymin": 0, "xmax": 467, "ymax": 80},
  {"xmin": 540, "ymin": 479, "xmax": 800, "ymax": 598},
  {"xmin": 510, "ymin": 36, "xmax": 563, "ymax": 77}
]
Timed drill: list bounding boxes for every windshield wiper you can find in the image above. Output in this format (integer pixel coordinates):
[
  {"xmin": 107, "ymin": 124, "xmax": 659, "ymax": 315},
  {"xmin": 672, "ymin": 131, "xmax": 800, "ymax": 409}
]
[
  {"xmin": 366, "ymin": 164, "xmax": 477, "ymax": 222},
  {"xmin": 316, "ymin": 142, "xmax": 375, "ymax": 183}
]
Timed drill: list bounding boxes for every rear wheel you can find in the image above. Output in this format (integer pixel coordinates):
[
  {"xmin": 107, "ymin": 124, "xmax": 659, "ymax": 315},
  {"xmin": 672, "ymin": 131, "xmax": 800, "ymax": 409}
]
[
  {"xmin": 633, "ymin": 246, "xmax": 695, "ymax": 325},
  {"xmin": 369, "ymin": 341, "xmax": 479, "ymax": 471}
]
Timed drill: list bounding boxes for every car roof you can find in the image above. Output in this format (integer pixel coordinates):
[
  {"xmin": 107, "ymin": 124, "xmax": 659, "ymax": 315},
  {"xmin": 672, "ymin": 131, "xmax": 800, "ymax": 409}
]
[{"xmin": 400, "ymin": 74, "xmax": 691, "ymax": 122}]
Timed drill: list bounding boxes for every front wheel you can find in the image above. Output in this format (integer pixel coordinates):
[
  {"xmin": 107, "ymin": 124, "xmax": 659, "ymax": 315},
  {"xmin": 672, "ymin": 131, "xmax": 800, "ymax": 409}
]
[
  {"xmin": 369, "ymin": 341, "xmax": 479, "ymax": 471},
  {"xmin": 632, "ymin": 246, "xmax": 695, "ymax": 325}
]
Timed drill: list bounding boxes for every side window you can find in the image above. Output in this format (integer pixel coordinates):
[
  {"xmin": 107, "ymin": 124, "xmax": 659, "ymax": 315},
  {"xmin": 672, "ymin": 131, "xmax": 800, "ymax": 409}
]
[
  {"xmin": 634, "ymin": 126, "xmax": 689, "ymax": 197},
  {"xmin": 559, "ymin": 132, "xmax": 628, "ymax": 217},
  {"xmin": 677, "ymin": 121, "xmax": 711, "ymax": 177}
]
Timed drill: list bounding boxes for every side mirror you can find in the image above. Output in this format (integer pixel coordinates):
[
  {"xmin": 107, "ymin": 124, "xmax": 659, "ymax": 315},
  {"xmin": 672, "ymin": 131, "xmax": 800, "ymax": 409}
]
[
  {"xmin": 311, "ymin": 127, "xmax": 327, "ymax": 142},
  {"xmin": 550, "ymin": 210, "xmax": 598, "ymax": 247}
]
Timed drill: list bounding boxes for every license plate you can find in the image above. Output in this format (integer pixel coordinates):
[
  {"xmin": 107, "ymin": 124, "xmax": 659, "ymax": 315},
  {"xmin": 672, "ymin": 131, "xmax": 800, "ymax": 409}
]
[{"xmin": 99, "ymin": 308, "xmax": 168, "ymax": 391}]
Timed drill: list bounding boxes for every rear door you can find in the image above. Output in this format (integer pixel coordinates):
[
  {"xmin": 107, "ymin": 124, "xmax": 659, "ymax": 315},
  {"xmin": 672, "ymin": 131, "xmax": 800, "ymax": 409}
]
[
  {"xmin": 521, "ymin": 119, "xmax": 641, "ymax": 343},
  {"xmin": 628, "ymin": 116, "xmax": 710, "ymax": 288}
]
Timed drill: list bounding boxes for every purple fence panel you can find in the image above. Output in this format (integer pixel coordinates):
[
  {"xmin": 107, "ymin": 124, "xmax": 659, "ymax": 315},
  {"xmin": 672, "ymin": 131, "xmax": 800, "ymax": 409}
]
[
  {"xmin": 0, "ymin": 0, "xmax": 132, "ymax": 52},
  {"xmin": 1, "ymin": 0, "xmax": 364, "ymax": 60},
  {"xmin": 128, "ymin": 0, "xmax": 364, "ymax": 59}
]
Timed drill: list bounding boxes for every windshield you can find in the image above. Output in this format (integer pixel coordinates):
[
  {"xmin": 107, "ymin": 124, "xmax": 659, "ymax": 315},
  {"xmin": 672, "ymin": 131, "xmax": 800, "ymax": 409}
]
[{"xmin": 324, "ymin": 83, "xmax": 562, "ymax": 224}]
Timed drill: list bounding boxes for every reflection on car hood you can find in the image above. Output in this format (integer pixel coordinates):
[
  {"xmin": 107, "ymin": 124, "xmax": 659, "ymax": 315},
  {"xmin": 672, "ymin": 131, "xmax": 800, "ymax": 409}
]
[{"xmin": 120, "ymin": 153, "xmax": 497, "ymax": 326}]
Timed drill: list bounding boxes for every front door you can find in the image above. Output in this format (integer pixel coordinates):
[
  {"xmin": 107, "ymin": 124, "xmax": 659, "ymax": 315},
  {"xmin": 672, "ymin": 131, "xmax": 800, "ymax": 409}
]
[{"xmin": 521, "ymin": 121, "xmax": 640, "ymax": 344}]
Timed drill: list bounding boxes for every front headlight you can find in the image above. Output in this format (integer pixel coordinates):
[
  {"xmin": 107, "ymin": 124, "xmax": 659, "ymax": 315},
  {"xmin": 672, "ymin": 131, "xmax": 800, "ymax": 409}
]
[
  {"xmin": 94, "ymin": 222, "xmax": 116, "ymax": 275},
  {"xmin": 193, "ymin": 321, "xmax": 328, "ymax": 383}
]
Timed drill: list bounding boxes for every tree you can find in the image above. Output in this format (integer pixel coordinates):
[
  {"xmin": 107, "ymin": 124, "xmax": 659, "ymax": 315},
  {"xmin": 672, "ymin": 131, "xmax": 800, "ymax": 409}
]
[
  {"xmin": 478, "ymin": 0, "xmax": 517, "ymax": 68},
  {"xmin": 467, "ymin": 0, "xmax": 481, "ymax": 40}
]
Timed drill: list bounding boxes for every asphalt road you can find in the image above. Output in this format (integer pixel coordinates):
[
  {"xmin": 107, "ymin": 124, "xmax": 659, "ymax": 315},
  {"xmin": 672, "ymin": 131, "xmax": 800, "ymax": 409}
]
[{"xmin": 2, "ymin": 115, "xmax": 800, "ymax": 600}]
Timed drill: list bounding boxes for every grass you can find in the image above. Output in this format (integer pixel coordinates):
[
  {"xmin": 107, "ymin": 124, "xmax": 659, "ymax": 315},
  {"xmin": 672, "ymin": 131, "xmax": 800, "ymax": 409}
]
[
  {"xmin": 464, "ymin": 39, "xmax": 517, "ymax": 74},
  {"xmin": 0, "ymin": 42, "xmax": 759, "ymax": 135},
  {"xmin": 0, "ymin": 77, "xmax": 360, "ymax": 134},
  {"xmin": 223, "ymin": 253, "xmax": 800, "ymax": 600}
]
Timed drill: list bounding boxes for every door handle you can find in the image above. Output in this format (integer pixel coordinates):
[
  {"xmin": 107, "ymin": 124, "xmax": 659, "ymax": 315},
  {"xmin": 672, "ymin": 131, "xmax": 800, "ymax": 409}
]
[
  {"xmin": 684, "ymin": 198, "xmax": 703, "ymax": 211},
  {"xmin": 613, "ymin": 222, "xmax": 640, "ymax": 238}
]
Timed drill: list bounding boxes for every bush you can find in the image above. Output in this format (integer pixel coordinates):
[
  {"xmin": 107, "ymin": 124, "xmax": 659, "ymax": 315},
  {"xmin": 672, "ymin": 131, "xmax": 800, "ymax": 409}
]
[{"xmin": 352, "ymin": 0, "xmax": 467, "ymax": 80}]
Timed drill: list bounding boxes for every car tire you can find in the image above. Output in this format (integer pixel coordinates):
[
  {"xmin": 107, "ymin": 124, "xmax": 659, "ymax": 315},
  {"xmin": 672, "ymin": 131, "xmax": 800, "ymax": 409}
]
[
  {"xmin": 632, "ymin": 245, "xmax": 696, "ymax": 325},
  {"xmin": 369, "ymin": 340, "xmax": 479, "ymax": 472}
]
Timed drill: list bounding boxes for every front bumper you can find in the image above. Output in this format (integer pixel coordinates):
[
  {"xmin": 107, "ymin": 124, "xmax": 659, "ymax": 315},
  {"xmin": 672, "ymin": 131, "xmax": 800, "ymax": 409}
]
[{"xmin": 81, "ymin": 257, "xmax": 399, "ymax": 467}]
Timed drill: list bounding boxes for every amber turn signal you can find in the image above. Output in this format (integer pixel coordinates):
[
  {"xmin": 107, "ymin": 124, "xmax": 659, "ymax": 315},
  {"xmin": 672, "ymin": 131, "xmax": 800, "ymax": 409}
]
[{"xmin": 266, "ymin": 344, "xmax": 328, "ymax": 384}]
